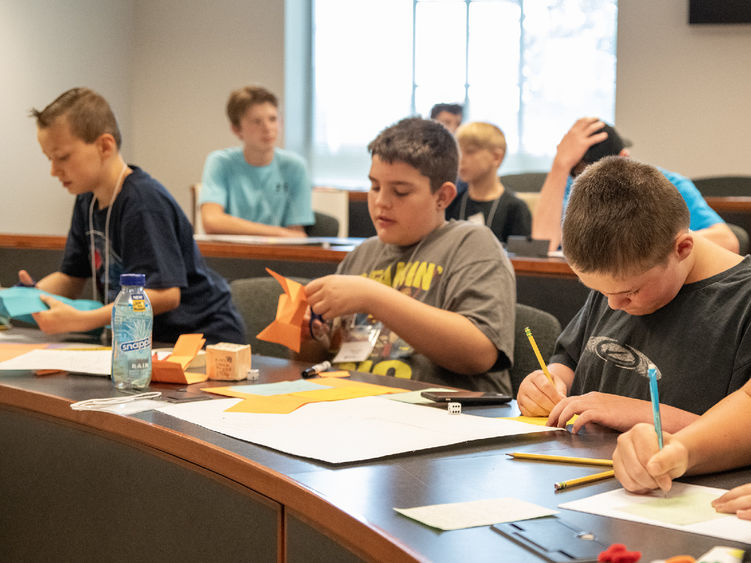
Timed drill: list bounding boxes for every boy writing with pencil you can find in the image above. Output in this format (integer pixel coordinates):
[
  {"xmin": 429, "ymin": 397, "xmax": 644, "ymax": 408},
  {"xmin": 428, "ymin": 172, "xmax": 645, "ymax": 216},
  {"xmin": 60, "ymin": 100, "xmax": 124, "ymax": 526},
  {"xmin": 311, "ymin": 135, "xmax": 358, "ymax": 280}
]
[
  {"xmin": 20, "ymin": 87, "xmax": 245, "ymax": 344},
  {"xmin": 304, "ymin": 117, "xmax": 516, "ymax": 393},
  {"xmin": 517, "ymin": 156, "xmax": 751, "ymax": 433},
  {"xmin": 613, "ymin": 377, "xmax": 751, "ymax": 518}
]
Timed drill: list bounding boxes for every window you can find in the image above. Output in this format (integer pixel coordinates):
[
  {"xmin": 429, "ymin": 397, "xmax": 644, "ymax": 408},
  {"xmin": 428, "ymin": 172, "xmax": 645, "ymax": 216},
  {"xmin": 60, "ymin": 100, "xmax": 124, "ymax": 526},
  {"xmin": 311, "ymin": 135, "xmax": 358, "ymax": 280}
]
[{"xmin": 308, "ymin": 0, "xmax": 618, "ymax": 187}]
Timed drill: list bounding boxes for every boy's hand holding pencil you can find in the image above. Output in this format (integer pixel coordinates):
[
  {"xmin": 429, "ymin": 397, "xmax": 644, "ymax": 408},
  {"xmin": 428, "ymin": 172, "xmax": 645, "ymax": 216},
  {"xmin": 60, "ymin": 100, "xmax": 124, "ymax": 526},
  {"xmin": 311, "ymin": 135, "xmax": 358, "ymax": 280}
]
[{"xmin": 516, "ymin": 327, "xmax": 568, "ymax": 417}]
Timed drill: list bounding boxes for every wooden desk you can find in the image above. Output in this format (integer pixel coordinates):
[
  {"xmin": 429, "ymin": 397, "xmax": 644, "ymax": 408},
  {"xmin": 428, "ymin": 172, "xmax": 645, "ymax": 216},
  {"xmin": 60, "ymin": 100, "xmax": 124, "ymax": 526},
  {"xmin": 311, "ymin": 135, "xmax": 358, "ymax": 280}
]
[
  {"xmin": 2, "ymin": 357, "xmax": 750, "ymax": 561},
  {"xmin": 0, "ymin": 233, "xmax": 586, "ymax": 326}
]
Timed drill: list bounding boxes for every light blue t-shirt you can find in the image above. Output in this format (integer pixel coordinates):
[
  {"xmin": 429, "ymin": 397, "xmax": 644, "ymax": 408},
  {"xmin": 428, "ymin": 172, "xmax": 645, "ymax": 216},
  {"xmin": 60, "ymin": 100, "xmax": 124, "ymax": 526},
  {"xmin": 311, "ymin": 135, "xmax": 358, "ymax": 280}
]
[
  {"xmin": 562, "ymin": 167, "xmax": 724, "ymax": 231},
  {"xmin": 200, "ymin": 147, "xmax": 314, "ymax": 227}
]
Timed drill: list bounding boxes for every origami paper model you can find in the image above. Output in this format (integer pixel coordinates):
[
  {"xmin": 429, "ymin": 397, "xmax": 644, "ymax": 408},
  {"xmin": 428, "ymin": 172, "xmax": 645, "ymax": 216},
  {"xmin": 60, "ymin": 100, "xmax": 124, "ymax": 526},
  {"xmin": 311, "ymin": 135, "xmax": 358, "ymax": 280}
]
[
  {"xmin": 151, "ymin": 333, "xmax": 207, "ymax": 384},
  {"xmin": 256, "ymin": 268, "xmax": 308, "ymax": 353}
]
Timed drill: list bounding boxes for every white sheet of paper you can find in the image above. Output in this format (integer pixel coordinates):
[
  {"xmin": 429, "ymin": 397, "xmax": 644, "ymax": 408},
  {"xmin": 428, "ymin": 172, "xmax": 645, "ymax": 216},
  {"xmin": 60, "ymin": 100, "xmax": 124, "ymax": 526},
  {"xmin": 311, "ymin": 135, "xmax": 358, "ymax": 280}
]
[
  {"xmin": 0, "ymin": 348, "xmax": 111, "ymax": 375},
  {"xmin": 559, "ymin": 482, "xmax": 751, "ymax": 544},
  {"xmin": 157, "ymin": 395, "xmax": 559, "ymax": 463},
  {"xmin": 395, "ymin": 497, "xmax": 557, "ymax": 531}
]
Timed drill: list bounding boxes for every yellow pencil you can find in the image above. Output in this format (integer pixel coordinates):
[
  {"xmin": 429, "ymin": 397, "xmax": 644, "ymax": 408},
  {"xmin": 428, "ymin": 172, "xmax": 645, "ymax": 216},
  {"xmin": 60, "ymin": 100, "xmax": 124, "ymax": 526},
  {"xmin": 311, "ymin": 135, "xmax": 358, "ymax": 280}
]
[
  {"xmin": 554, "ymin": 469, "xmax": 615, "ymax": 491},
  {"xmin": 507, "ymin": 452, "xmax": 613, "ymax": 466},
  {"xmin": 524, "ymin": 326, "xmax": 554, "ymax": 383}
]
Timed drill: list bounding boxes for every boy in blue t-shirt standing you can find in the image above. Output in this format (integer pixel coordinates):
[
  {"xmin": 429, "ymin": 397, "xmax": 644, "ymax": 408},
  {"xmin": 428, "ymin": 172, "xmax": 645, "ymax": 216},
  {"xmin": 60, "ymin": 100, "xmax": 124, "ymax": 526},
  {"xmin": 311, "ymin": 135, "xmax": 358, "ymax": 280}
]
[
  {"xmin": 199, "ymin": 85, "xmax": 314, "ymax": 237},
  {"xmin": 19, "ymin": 87, "xmax": 245, "ymax": 345}
]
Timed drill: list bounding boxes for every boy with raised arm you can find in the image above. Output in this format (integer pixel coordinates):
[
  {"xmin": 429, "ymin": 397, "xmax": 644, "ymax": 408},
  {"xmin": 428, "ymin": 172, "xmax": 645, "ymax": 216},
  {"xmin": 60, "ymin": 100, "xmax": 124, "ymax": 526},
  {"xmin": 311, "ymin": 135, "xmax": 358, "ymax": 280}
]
[
  {"xmin": 446, "ymin": 122, "xmax": 531, "ymax": 244},
  {"xmin": 199, "ymin": 85, "xmax": 314, "ymax": 237},
  {"xmin": 532, "ymin": 117, "xmax": 738, "ymax": 252},
  {"xmin": 21, "ymin": 87, "xmax": 245, "ymax": 344},
  {"xmin": 517, "ymin": 156, "xmax": 751, "ymax": 432},
  {"xmin": 304, "ymin": 118, "xmax": 516, "ymax": 393}
]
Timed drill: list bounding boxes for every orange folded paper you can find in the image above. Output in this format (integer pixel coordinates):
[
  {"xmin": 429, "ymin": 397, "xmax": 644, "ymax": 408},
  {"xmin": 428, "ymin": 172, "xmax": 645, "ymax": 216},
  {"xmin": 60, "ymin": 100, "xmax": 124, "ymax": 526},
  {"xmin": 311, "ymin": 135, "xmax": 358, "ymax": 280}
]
[
  {"xmin": 151, "ymin": 333, "xmax": 208, "ymax": 384},
  {"xmin": 256, "ymin": 268, "xmax": 308, "ymax": 353}
]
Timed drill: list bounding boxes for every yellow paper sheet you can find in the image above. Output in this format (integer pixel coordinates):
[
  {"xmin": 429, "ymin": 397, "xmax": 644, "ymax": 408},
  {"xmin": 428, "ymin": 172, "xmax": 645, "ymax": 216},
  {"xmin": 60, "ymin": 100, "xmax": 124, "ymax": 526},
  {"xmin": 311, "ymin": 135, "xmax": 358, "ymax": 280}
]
[
  {"xmin": 503, "ymin": 414, "xmax": 579, "ymax": 426},
  {"xmin": 206, "ymin": 377, "xmax": 406, "ymax": 414}
]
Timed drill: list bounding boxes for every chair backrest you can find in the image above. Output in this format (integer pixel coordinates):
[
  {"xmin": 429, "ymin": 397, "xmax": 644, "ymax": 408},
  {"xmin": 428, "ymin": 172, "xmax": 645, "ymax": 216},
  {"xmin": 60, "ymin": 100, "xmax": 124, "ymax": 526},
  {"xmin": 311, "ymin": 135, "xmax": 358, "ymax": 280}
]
[
  {"xmin": 229, "ymin": 276, "xmax": 310, "ymax": 358},
  {"xmin": 190, "ymin": 183, "xmax": 204, "ymax": 234},
  {"xmin": 500, "ymin": 172, "xmax": 548, "ymax": 193},
  {"xmin": 305, "ymin": 211, "xmax": 340, "ymax": 237},
  {"xmin": 510, "ymin": 303, "xmax": 562, "ymax": 397},
  {"xmin": 691, "ymin": 176, "xmax": 751, "ymax": 197}
]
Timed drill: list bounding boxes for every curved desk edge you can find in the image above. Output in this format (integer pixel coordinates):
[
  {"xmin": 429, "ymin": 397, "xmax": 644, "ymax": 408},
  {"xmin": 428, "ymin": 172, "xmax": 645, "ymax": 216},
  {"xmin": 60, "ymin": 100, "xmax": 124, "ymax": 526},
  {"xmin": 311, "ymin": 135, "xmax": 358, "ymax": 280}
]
[{"xmin": 0, "ymin": 382, "xmax": 423, "ymax": 563}]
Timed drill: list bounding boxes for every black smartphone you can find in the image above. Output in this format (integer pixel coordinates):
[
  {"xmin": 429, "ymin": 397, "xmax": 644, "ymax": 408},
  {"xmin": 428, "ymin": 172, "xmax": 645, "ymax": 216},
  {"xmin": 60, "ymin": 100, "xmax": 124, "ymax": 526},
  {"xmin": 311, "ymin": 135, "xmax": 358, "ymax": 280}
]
[{"xmin": 420, "ymin": 391, "xmax": 512, "ymax": 405}]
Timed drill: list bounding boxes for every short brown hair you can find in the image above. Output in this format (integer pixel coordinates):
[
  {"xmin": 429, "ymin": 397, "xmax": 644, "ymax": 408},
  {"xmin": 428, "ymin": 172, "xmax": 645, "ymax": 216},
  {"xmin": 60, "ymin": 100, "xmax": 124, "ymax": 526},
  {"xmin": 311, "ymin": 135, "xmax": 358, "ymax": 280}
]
[
  {"xmin": 562, "ymin": 156, "xmax": 690, "ymax": 276},
  {"xmin": 30, "ymin": 87, "xmax": 122, "ymax": 148},
  {"xmin": 226, "ymin": 85, "xmax": 278, "ymax": 127},
  {"xmin": 368, "ymin": 117, "xmax": 458, "ymax": 193}
]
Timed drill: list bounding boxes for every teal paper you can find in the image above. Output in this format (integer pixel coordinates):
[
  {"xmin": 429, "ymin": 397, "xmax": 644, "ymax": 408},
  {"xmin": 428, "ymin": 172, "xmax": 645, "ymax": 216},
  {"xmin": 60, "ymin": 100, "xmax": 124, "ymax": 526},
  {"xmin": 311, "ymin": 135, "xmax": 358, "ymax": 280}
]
[
  {"xmin": 0, "ymin": 287, "xmax": 102, "ymax": 326},
  {"xmin": 230, "ymin": 380, "xmax": 332, "ymax": 396}
]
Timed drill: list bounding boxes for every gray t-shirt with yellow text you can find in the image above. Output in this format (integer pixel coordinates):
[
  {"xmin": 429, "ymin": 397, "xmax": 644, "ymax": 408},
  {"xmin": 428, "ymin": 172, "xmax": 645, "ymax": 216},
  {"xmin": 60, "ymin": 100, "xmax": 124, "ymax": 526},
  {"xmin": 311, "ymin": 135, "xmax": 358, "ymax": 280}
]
[{"xmin": 335, "ymin": 220, "xmax": 516, "ymax": 393}]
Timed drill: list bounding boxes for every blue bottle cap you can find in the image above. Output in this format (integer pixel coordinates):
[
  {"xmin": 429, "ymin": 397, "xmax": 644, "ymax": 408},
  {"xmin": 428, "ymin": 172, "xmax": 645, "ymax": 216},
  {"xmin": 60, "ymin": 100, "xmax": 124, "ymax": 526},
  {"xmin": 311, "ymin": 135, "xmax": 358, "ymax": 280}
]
[{"xmin": 120, "ymin": 273, "xmax": 146, "ymax": 286}]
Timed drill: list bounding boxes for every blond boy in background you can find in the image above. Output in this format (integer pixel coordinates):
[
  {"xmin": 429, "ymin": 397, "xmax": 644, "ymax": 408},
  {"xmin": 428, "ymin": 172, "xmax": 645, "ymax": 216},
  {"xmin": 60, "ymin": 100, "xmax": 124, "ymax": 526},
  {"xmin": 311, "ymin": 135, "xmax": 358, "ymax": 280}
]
[{"xmin": 446, "ymin": 122, "xmax": 531, "ymax": 244}]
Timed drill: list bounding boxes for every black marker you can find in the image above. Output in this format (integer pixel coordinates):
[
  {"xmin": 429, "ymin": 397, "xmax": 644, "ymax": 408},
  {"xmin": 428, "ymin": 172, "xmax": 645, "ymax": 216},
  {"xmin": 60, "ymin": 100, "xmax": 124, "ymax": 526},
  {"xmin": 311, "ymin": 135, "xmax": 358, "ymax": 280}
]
[{"xmin": 302, "ymin": 360, "xmax": 331, "ymax": 378}]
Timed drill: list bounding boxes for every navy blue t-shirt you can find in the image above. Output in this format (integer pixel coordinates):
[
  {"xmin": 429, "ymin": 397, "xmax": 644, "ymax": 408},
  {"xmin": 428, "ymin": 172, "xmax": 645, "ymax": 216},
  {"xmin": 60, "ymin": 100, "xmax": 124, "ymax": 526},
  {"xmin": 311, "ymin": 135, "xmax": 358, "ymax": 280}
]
[{"xmin": 61, "ymin": 166, "xmax": 245, "ymax": 344}]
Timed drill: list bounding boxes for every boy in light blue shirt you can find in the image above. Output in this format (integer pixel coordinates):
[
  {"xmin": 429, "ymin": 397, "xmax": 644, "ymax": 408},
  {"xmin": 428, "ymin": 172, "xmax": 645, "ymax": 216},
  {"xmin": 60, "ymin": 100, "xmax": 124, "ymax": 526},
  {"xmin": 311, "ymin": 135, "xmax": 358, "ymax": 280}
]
[{"xmin": 200, "ymin": 85, "xmax": 314, "ymax": 237}]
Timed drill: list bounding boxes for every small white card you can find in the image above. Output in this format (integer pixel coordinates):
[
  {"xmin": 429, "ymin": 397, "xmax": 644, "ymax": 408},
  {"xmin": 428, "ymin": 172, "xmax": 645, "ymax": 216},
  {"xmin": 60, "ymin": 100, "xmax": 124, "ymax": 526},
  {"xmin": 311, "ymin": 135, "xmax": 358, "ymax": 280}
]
[
  {"xmin": 332, "ymin": 340, "xmax": 374, "ymax": 363},
  {"xmin": 395, "ymin": 497, "xmax": 557, "ymax": 531}
]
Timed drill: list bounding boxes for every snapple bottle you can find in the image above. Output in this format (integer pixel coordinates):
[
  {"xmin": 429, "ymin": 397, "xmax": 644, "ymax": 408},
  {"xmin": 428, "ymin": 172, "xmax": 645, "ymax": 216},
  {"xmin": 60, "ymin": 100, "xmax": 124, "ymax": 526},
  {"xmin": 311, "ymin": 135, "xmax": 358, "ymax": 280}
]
[{"xmin": 111, "ymin": 273, "xmax": 152, "ymax": 389}]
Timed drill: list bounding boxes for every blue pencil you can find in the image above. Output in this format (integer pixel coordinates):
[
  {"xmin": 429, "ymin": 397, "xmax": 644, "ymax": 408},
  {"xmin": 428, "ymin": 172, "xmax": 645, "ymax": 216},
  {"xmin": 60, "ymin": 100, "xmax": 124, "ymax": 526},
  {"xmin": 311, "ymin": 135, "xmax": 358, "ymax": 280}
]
[{"xmin": 648, "ymin": 363, "xmax": 663, "ymax": 449}]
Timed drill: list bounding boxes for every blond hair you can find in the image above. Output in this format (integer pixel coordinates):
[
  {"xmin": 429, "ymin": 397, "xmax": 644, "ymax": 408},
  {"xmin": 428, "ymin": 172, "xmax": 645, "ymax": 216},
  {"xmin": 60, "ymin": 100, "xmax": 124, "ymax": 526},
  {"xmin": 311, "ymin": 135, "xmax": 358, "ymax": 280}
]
[{"xmin": 456, "ymin": 122, "xmax": 506, "ymax": 153}]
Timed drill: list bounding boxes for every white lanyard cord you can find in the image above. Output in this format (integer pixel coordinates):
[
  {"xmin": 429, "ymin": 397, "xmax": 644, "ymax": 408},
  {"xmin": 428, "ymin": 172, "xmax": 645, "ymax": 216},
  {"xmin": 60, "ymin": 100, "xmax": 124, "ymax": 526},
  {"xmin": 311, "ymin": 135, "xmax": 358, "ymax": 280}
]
[{"xmin": 88, "ymin": 163, "xmax": 129, "ymax": 304}]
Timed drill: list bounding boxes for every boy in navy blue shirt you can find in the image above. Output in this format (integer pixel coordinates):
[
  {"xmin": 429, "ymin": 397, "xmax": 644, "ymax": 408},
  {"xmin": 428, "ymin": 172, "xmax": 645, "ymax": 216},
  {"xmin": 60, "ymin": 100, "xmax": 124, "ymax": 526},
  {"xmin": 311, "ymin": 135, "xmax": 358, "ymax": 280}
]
[{"xmin": 19, "ymin": 87, "xmax": 245, "ymax": 344}]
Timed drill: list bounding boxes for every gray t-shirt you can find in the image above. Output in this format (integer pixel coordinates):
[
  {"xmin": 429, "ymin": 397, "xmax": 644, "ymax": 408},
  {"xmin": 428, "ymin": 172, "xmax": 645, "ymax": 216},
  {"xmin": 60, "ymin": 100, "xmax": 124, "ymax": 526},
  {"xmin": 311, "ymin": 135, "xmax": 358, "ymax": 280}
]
[
  {"xmin": 335, "ymin": 220, "xmax": 516, "ymax": 393},
  {"xmin": 552, "ymin": 256, "xmax": 751, "ymax": 414}
]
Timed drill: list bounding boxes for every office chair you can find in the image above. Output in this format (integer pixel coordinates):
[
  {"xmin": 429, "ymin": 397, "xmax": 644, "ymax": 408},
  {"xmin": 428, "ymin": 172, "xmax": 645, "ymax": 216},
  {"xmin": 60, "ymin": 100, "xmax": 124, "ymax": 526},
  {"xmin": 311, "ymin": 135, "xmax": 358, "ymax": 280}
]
[
  {"xmin": 510, "ymin": 303, "xmax": 562, "ymax": 397},
  {"xmin": 229, "ymin": 276, "xmax": 310, "ymax": 359}
]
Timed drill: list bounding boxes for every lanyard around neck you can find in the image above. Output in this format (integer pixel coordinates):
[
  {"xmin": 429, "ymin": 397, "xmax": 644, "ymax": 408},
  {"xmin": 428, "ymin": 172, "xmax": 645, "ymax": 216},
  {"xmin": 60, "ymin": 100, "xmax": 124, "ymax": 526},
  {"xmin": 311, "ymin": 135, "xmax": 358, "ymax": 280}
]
[{"xmin": 459, "ymin": 190, "xmax": 502, "ymax": 228}]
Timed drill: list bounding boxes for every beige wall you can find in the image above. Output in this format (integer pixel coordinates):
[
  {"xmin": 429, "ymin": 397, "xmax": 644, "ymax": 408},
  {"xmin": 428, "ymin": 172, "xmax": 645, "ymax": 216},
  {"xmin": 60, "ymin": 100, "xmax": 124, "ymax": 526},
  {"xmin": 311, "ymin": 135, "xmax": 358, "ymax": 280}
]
[
  {"xmin": 616, "ymin": 0, "xmax": 751, "ymax": 177},
  {"xmin": 2, "ymin": 0, "xmax": 750, "ymax": 237},
  {"xmin": 0, "ymin": 0, "xmax": 134, "ymax": 236},
  {"xmin": 130, "ymin": 0, "xmax": 285, "ymax": 215}
]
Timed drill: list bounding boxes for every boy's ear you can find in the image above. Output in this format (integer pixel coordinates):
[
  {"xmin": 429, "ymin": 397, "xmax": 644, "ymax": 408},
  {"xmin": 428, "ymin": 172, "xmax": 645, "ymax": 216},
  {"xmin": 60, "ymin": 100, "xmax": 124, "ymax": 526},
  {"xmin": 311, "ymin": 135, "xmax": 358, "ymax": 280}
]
[
  {"xmin": 493, "ymin": 147, "xmax": 506, "ymax": 166},
  {"xmin": 674, "ymin": 231, "xmax": 694, "ymax": 261},
  {"xmin": 95, "ymin": 133, "xmax": 118, "ymax": 159},
  {"xmin": 231, "ymin": 123, "xmax": 242, "ymax": 140},
  {"xmin": 436, "ymin": 181, "xmax": 457, "ymax": 210}
]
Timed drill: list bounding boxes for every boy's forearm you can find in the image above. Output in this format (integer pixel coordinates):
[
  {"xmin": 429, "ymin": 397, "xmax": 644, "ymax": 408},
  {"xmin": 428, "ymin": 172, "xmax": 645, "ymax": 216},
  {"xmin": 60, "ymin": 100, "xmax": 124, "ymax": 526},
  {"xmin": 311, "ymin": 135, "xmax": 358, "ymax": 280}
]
[
  {"xmin": 531, "ymin": 163, "xmax": 570, "ymax": 251},
  {"xmin": 368, "ymin": 287, "xmax": 498, "ymax": 375},
  {"xmin": 202, "ymin": 207, "xmax": 306, "ymax": 237},
  {"xmin": 676, "ymin": 386, "xmax": 751, "ymax": 475},
  {"xmin": 36, "ymin": 272, "xmax": 86, "ymax": 299},
  {"xmin": 144, "ymin": 287, "xmax": 181, "ymax": 315}
]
